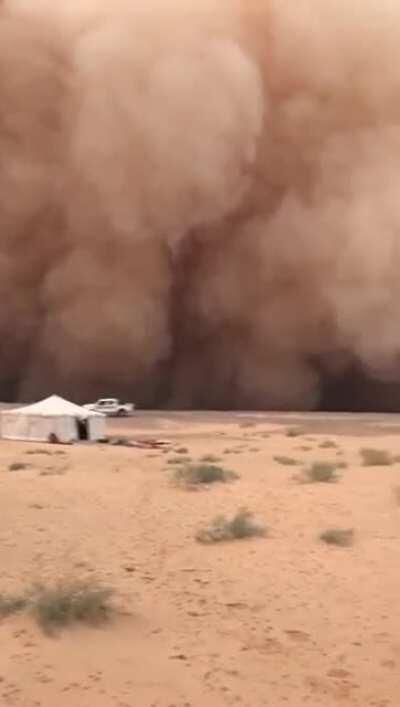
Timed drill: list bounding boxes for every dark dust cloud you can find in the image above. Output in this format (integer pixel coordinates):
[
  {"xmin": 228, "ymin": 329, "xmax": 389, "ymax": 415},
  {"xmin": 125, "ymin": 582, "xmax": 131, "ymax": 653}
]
[{"xmin": 2, "ymin": 0, "xmax": 400, "ymax": 410}]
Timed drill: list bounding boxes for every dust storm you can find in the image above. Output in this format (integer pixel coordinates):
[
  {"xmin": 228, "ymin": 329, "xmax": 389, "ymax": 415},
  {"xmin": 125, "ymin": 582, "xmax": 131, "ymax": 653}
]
[{"xmin": 1, "ymin": 0, "xmax": 400, "ymax": 410}]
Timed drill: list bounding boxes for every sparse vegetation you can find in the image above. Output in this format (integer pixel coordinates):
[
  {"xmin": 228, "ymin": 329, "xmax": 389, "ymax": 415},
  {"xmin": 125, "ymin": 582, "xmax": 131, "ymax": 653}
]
[
  {"xmin": 196, "ymin": 509, "xmax": 266, "ymax": 544},
  {"xmin": 0, "ymin": 579, "xmax": 113, "ymax": 633},
  {"xmin": 200, "ymin": 454, "xmax": 221, "ymax": 463},
  {"xmin": 8, "ymin": 462, "xmax": 28, "ymax": 471},
  {"xmin": 39, "ymin": 467, "xmax": 67, "ymax": 476},
  {"xmin": 319, "ymin": 440, "xmax": 337, "ymax": 449},
  {"xmin": 167, "ymin": 456, "xmax": 192, "ymax": 465},
  {"xmin": 174, "ymin": 463, "xmax": 239, "ymax": 487},
  {"xmin": 303, "ymin": 462, "xmax": 339, "ymax": 483},
  {"xmin": 0, "ymin": 593, "xmax": 28, "ymax": 617},
  {"xmin": 360, "ymin": 448, "xmax": 393, "ymax": 466},
  {"xmin": 175, "ymin": 447, "xmax": 189, "ymax": 454},
  {"xmin": 274, "ymin": 455, "xmax": 298, "ymax": 466},
  {"xmin": 31, "ymin": 580, "xmax": 114, "ymax": 634},
  {"xmin": 239, "ymin": 422, "xmax": 256, "ymax": 429},
  {"xmin": 25, "ymin": 448, "xmax": 53, "ymax": 456},
  {"xmin": 320, "ymin": 528, "xmax": 354, "ymax": 547},
  {"xmin": 286, "ymin": 427, "xmax": 304, "ymax": 438},
  {"xmin": 337, "ymin": 461, "xmax": 348, "ymax": 469}
]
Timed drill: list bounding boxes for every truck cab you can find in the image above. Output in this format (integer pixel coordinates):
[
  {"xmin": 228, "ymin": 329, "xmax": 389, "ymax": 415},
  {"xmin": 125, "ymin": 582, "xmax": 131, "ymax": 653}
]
[{"xmin": 84, "ymin": 398, "xmax": 134, "ymax": 416}]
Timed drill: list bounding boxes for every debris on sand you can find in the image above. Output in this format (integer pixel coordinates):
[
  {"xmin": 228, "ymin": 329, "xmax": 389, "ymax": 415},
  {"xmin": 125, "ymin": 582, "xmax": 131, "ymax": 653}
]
[{"xmin": 109, "ymin": 437, "xmax": 172, "ymax": 450}]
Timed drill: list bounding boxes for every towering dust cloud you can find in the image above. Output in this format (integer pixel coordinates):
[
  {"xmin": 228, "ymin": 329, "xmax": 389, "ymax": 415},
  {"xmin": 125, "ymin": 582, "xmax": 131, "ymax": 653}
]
[{"xmin": 2, "ymin": 0, "xmax": 400, "ymax": 410}]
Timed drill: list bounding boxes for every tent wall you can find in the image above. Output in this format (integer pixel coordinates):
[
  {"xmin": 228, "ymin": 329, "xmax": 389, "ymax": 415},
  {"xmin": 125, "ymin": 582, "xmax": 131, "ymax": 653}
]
[
  {"xmin": 87, "ymin": 416, "xmax": 106, "ymax": 441},
  {"xmin": 0, "ymin": 413, "xmax": 78, "ymax": 443}
]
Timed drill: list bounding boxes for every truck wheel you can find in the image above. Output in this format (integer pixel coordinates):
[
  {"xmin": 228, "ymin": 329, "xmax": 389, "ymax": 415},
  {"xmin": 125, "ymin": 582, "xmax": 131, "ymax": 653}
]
[{"xmin": 117, "ymin": 409, "xmax": 127, "ymax": 417}]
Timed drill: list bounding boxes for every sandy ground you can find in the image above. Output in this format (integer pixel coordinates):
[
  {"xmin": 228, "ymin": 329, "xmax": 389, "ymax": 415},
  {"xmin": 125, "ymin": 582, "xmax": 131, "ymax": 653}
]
[{"xmin": 1, "ymin": 411, "xmax": 400, "ymax": 706}]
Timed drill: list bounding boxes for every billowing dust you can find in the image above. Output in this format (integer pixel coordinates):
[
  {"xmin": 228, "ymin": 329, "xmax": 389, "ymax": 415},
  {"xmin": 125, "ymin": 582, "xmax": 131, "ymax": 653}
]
[{"xmin": 2, "ymin": 0, "xmax": 400, "ymax": 409}]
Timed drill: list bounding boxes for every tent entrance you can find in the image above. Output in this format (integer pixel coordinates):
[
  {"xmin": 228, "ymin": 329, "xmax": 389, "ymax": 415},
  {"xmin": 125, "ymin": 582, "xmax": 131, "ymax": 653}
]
[{"xmin": 76, "ymin": 418, "xmax": 88, "ymax": 441}]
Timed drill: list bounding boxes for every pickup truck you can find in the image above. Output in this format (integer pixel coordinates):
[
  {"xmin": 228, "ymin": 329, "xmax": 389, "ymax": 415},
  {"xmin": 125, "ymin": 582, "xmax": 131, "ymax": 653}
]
[{"xmin": 83, "ymin": 398, "xmax": 135, "ymax": 417}]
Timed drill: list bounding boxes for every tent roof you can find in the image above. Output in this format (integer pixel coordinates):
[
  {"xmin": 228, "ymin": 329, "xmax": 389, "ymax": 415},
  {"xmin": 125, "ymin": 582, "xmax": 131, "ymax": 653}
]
[{"xmin": 6, "ymin": 395, "xmax": 103, "ymax": 418}]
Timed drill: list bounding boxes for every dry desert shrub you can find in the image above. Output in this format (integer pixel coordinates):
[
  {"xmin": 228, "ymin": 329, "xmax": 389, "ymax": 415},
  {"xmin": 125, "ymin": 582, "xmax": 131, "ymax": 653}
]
[
  {"xmin": 286, "ymin": 427, "xmax": 304, "ymax": 438},
  {"xmin": 0, "ymin": 593, "xmax": 28, "ymax": 617},
  {"xmin": 174, "ymin": 463, "xmax": 239, "ymax": 487},
  {"xmin": 320, "ymin": 528, "xmax": 354, "ymax": 547},
  {"xmin": 303, "ymin": 462, "xmax": 339, "ymax": 483},
  {"xmin": 319, "ymin": 439, "xmax": 338, "ymax": 449},
  {"xmin": 8, "ymin": 462, "xmax": 28, "ymax": 471},
  {"xmin": 31, "ymin": 580, "xmax": 114, "ymax": 634},
  {"xmin": 360, "ymin": 448, "xmax": 393, "ymax": 466},
  {"xmin": 200, "ymin": 454, "xmax": 222, "ymax": 463},
  {"xmin": 196, "ymin": 509, "xmax": 266, "ymax": 544},
  {"xmin": 0, "ymin": 579, "xmax": 113, "ymax": 634},
  {"xmin": 167, "ymin": 456, "xmax": 192, "ymax": 465},
  {"xmin": 274, "ymin": 455, "xmax": 298, "ymax": 466},
  {"xmin": 25, "ymin": 448, "xmax": 53, "ymax": 456}
]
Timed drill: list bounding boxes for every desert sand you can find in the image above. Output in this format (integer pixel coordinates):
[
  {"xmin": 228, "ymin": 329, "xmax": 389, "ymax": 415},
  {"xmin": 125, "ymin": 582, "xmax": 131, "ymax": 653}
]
[{"xmin": 1, "ymin": 411, "xmax": 400, "ymax": 707}]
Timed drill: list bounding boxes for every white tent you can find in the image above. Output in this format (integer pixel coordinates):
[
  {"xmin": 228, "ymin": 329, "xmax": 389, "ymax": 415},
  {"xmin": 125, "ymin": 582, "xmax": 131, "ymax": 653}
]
[{"xmin": 0, "ymin": 395, "xmax": 106, "ymax": 443}]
